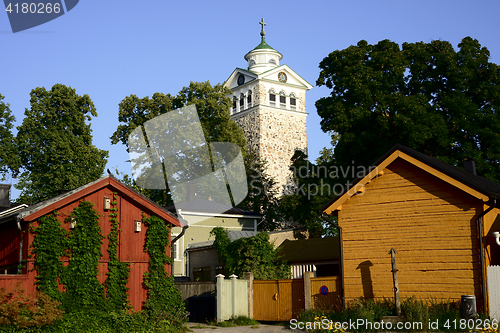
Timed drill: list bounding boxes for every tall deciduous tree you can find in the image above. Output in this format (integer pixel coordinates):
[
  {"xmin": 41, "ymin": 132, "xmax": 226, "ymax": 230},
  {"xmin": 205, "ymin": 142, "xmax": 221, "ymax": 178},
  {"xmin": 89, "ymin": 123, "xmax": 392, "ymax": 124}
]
[
  {"xmin": 15, "ymin": 84, "xmax": 108, "ymax": 203},
  {"xmin": 316, "ymin": 37, "xmax": 500, "ymax": 182},
  {"xmin": 111, "ymin": 81, "xmax": 246, "ymax": 153},
  {"xmin": 110, "ymin": 81, "xmax": 249, "ymax": 206}
]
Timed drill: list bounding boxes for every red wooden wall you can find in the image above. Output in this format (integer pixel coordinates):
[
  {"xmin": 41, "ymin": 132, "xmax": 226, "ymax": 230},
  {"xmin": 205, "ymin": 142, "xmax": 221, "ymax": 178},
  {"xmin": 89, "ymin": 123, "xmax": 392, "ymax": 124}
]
[{"xmin": 0, "ymin": 182, "xmax": 175, "ymax": 311}]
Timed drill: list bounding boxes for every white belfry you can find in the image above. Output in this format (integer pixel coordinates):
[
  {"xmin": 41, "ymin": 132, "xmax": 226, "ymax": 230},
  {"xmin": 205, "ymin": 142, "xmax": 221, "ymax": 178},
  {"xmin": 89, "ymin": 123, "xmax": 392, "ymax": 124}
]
[{"xmin": 224, "ymin": 19, "xmax": 312, "ymax": 194}]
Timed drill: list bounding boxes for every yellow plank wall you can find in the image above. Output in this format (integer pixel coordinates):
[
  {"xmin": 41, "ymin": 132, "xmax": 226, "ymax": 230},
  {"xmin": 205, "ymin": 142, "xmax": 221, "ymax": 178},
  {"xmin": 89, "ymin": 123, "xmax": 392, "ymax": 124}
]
[{"xmin": 339, "ymin": 159, "xmax": 483, "ymax": 305}]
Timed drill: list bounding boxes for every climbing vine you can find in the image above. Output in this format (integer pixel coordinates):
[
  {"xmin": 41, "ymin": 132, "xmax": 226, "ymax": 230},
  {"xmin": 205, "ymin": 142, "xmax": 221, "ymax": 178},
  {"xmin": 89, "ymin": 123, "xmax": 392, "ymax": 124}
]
[
  {"xmin": 142, "ymin": 214, "xmax": 184, "ymax": 316},
  {"xmin": 30, "ymin": 212, "xmax": 67, "ymax": 301},
  {"xmin": 30, "ymin": 199, "xmax": 184, "ymax": 319},
  {"xmin": 61, "ymin": 201, "xmax": 105, "ymax": 311},
  {"xmin": 104, "ymin": 192, "xmax": 130, "ymax": 310}
]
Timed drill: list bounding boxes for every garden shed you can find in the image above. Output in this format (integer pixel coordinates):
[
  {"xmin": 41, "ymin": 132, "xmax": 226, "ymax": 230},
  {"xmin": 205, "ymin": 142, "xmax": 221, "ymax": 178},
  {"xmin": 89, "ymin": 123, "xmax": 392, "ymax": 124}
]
[
  {"xmin": 276, "ymin": 237, "xmax": 340, "ymax": 279},
  {"xmin": 322, "ymin": 144, "xmax": 500, "ymax": 313},
  {"xmin": 0, "ymin": 175, "xmax": 183, "ymax": 310}
]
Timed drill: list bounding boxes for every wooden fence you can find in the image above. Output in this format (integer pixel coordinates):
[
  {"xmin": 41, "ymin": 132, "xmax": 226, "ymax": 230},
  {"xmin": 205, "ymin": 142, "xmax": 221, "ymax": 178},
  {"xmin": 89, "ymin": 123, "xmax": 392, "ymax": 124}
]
[
  {"xmin": 253, "ymin": 273, "xmax": 340, "ymax": 321},
  {"xmin": 487, "ymin": 265, "xmax": 500, "ymax": 321}
]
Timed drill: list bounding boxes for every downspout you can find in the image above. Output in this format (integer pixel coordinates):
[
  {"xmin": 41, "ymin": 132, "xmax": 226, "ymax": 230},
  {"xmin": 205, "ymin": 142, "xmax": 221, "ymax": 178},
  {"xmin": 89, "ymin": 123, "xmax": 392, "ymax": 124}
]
[
  {"xmin": 171, "ymin": 208, "xmax": 189, "ymax": 277},
  {"xmin": 16, "ymin": 216, "xmax": 23, "ymax": 274},
  {"xmin": 477, "ymin": 198, "xmax": 496, "ymax": 314},
  {"xmin": 322, "ymin": 214, "xmax": 345, "ymax": 310},
  {"xmin": 171, "ymin": 225, "xmax": 188, "ymax": 277},
  {"xmin": 171, "ymin": 225, "xmax": 188, "ymax": 244}
]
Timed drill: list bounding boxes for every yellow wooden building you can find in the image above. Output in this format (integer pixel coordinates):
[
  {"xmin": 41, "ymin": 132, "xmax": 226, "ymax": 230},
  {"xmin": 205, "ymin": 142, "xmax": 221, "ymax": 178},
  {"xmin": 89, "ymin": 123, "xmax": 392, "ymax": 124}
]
[{"xmin": 322, "ymin": 144, "xmax": 500, "ymax": 313}]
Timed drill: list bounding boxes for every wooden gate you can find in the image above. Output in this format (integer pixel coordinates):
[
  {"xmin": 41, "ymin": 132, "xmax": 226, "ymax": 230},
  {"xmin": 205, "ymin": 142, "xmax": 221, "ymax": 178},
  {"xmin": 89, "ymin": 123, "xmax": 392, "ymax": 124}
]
[
  {"xmin": 487, "ymin": 265, "xmax": 500, "ymax": 321},
  {"xmin": 253, "ymin": 279, "xmax": 304, "ymax": 321},
  {"xmin": 311, "ymin": 276, "xmax": 341, "ymax": 311}
]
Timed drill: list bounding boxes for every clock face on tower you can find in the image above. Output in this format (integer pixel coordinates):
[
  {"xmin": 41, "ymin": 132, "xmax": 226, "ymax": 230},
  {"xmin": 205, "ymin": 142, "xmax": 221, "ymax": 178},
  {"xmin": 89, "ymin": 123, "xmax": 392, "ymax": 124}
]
[
  {"xmin": 237, "ymin": 74, "xmax": 245, "ymax": 86},
  {"xmin": 278, "ymin": 72, "xmax": 287, "ymax": 83}
]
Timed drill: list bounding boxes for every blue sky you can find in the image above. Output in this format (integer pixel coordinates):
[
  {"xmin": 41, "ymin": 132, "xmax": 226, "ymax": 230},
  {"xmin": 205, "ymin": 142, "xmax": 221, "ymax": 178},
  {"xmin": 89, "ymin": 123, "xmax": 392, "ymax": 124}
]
[{"xmin": 2, "ymin": 0, "xmax": 500, "ymax": 199}]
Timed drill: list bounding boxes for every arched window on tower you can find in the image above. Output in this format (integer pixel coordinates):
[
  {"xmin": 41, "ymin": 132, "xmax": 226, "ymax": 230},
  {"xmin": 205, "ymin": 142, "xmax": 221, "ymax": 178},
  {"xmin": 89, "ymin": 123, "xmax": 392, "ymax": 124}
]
[
  {"xmin": 268, "ymin": 59, "xmax": 276, "ymax": 65},
  {"xmin": 290, "ymin": 93, "xmax": 297, "ymax": 110},
  {"xmin": 269, "ymin": 89, "xmax": 276, "ymax": 107},
  {"xmin": 279, "ymin": 91, "xmax": 286, "ymax": 109},
  {"xmin": 240, "ymin": 93, "xmax": 245, "ymax": 110},
  {"xmin": 233, "ymin": 96, "xmax": 237, "ymax": 113},
  {"xmin": 247, "ymin": 90, "xmax": 252, "ymax": 108}
]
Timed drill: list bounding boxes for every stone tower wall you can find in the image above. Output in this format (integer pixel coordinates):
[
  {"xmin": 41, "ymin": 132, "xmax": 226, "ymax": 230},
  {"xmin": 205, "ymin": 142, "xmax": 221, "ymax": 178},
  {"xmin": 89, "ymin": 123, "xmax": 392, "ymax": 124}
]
[
  {"xmin": 259, "ymin": 108, "xmax": 307, "ymax": 191},
  {"xmin": 232, "ymin": 108, "xmax": 261, "ymax": 155},
  {"xmin": 230, "ymin": 82, "xmax": 309, "ymax": 193}
]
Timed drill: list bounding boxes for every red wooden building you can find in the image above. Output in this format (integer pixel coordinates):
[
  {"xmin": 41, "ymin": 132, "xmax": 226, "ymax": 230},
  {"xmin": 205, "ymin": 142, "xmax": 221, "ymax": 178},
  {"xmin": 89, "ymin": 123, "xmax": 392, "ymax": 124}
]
[{"xmin": 0, "ymin": 175, "xmax": 183, "ymax": 310}]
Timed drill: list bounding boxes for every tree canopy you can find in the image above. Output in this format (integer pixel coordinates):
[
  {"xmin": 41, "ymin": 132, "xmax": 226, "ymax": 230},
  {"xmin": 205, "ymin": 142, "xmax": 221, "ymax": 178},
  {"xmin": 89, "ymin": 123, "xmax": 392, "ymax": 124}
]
[
  {"xmin": 14, "ymin": 84, "xmax": 108, "ymax": 203},
  {"xmin": 111, "ymin": 81, "xmax": 248, "ymax": 206},
  {"xmin": 111, "ymin": 81, "xmax": 246, "ymax": 153},
  {"xmin": 316, "ymin": 37, "xmax": 500, "ymax": 182}
]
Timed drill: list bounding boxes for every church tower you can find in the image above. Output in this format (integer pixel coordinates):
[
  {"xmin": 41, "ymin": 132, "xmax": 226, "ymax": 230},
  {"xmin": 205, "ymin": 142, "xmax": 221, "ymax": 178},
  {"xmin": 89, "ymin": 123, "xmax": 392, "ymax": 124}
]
[{"xmin": 224, "ymin": 19, "xmax": 312, "ymax": 193}]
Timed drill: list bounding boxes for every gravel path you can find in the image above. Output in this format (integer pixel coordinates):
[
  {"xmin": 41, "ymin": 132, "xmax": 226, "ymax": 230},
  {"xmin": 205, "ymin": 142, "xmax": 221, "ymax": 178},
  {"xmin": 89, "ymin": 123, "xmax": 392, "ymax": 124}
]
[{"xmin": 186, "ymin": 322, "xmax": 300, "ymax": 332}]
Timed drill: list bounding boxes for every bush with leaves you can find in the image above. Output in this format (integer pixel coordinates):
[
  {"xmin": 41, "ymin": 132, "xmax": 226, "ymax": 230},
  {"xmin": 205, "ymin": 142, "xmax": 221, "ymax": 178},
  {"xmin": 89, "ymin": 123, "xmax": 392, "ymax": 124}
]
[
  {"xmin": 210, "ymin": 227, "xmax": 290, "ymax": 280},
  {"xmin": 0, "ymin": 283, "xmax": 63, "ymax": 328}
]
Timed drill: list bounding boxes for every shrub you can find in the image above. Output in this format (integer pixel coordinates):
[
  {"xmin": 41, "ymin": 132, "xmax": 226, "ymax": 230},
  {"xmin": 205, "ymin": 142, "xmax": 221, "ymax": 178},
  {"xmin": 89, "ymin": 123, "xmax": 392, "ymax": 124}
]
[
  {"xmin": 0, "ymin": 283, "xmax": 63, "ymax": 329},
  {"xmin": 297, "ymin": 297, "xmax": 465, "ymax": 332}
]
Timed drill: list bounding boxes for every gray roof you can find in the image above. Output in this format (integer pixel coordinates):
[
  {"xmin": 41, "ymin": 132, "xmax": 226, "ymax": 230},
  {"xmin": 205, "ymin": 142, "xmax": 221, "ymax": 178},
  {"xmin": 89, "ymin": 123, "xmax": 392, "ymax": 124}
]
[{"xmin": 165, "ymin": 199, "xmax": 262, "ymax": 217}]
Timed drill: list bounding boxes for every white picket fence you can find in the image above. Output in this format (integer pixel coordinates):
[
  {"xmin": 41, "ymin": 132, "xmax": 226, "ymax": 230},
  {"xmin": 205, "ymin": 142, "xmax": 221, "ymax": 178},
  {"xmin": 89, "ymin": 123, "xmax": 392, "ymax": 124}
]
[{"xmin": 487, "ymin": 265, "xmax": 500, "ymax": 321}]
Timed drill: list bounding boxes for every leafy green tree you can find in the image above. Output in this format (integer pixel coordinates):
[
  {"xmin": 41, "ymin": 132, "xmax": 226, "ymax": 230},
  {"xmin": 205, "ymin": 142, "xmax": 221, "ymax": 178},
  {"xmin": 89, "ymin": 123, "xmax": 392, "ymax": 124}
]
[
  {"xmin": 15, "ymin": 84, "xmax": 108, "ymax": 203},
  {"xmin": 279, "ymin": 150, "xmax": 338, "ymax": 238},
  {"xmin": 111, "ymin": 81, "xmax": 246, "ymax": 153},
  {"xmin": 0, "ymin": 94, "xmax": 19, "ymax": 179},
  {"xmin": 316, "ymin": 37, "xmax": 500, "ymax": 182},
  {"xmin": 210, "ymin": 227, "xmax": 290, "ymax": 280},
  {"xmin": 110, "ymin": 81, "xmax": 248, "ymax": 206},
  {"xmin": 237, "ymin": 152, "xmax": 282, "ymax": 231}
]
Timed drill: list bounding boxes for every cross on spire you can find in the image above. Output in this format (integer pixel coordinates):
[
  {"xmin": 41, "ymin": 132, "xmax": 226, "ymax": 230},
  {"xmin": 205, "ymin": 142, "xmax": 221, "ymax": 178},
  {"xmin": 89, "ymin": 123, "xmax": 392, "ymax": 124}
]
[{"xmin": 259, "ymin": 18, "xmax": 266, "ymax": 37}]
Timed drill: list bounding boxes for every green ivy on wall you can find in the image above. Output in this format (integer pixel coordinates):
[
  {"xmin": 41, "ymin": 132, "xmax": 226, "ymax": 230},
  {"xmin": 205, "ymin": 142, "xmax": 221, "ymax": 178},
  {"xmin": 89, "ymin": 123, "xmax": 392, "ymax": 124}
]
[
  {"xmin": 30, "ymin": 212, "xmax": 68, "ymax": 301},
  {"xmin": 61, "ymin": 201, "xmax": 105, "ymax": 311},
  {"xmin": 142, "ymin": 214, "xmax": 184, "ymax": 316},
  {"xmin": 105, "ymin": 192, "xmax": 130, "ymax": 310},
  {"xmin": 30, "ymin": 199, "xmax": 183, "ymax": 316}
]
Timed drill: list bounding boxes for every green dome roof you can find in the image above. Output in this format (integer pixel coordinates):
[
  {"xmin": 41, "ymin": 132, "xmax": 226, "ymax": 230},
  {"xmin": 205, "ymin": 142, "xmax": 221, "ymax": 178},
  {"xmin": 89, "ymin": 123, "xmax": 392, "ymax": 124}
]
[{"xmin": 253, "ymin": 37, "xmax": 275, "ymax": 51}]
